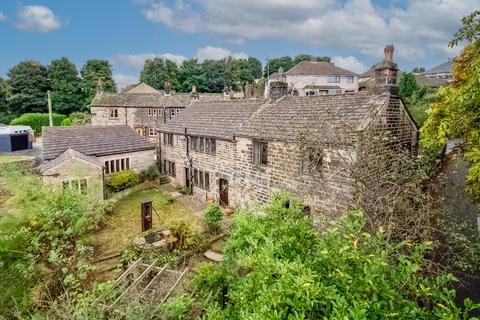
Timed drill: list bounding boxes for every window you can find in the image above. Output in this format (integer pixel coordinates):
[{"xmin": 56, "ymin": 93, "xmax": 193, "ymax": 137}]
[
  {"xmin": 347, "ymin": 76, "xmax": 354, "ymax": 83},
  {"xmin": 253, "ymin": 141, "xmax": 268, "ymax": 165},
  {"xmin": 170, "ymin": 108, "xmax": 181, "ymax": 119},
  {"xmin": 327, "ymin": 75, "xmax": 340, "ymax": 83},
  {"xmin": 62, "ymin": 179, "xmax": 88, "ymax": 194},
  {"xmin": 192, "ymin": 168, "xmax": 210, "ymax": 190},
  {"xmin": 149, "ymin": 128, "xmax": 157, "ymax": 136},
  {"xmin": 104, "ymin": 157, "xmax": 130, "ymax": 174},
  {"xmin": 109, "ymin": 108, "xmax": 119, "ymax": 118},
  {"xmin": 303, "ymin": 148, "xmax": 323, "ymax": 175},
  {"xmin": 153, "ymin": 109, "xmax": 157, "ymax": 117},
  {"xmin": 164, "ymin": 160, "xmax": 176, "ymax": 177},
  {"xmin": 163, "ymin": 133, "xmax": 174, "ymax": 145},
  {"xmin": 147, "ymin": 109, "xmax": 153, "ymax": 116},
  {"xmin": 190, "ymin": 136, "xmax": 216, "ymax": 154}
]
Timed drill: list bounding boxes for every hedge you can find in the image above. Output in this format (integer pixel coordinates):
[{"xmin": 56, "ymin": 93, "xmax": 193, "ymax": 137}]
[
  {"xmin": 10, "ymin": 113, "xmax": 67, "ymax": 135},
  {"xmin": 105, "ymin": 170, "xmax": 140, "ymax": 193}
]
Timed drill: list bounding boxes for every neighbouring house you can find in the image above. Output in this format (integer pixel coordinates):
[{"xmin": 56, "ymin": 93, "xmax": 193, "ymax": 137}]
[
  {"xmin": 39, "ymin": 125, "xmax": 156, "ymax": 198},
  {"xmin": 265, "ymin": 59, "xmax": 359, "ymax": 97},
  {"xmin": 424, "ymin": 60, "xmax": 453, "ymax": 82},
  {"xmin": 90, "ymin": 82, "xmax": 228, "ymax": 141},
  {"xmin": 159, "ymin": 45, "xmax": 418, "ymax": 222},
  {"xmin": 0, "ymin": 125, "xmax": 34, "ymax": 153}
]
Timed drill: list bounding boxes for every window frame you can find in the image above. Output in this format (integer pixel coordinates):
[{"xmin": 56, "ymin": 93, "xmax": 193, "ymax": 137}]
[
  {"xmin": 109, "ymin": 108, "xmax": 119, "ymax": 118},
  {"xmin": 303, "ymin": 147, "xmax": 323, "ymax": 176},
  {"xmin": 347, "ymin": 76, "xmax": 354, "ymax": 83},
  {"xmin": 192, "ymin": 168, "xmax": 210, "ymax": 190},
  {"xmin": 327, "ymin": 75, "xmax": 341, "ymax": 83},
  {"xmin": 253, "ymin": 141, "xmax": 268, "ymax": 165}
]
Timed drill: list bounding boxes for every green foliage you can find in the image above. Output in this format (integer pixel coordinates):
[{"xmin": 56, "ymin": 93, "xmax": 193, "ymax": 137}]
[
  {"xmin": 68, "ymin": 112, "xmax": 91, "ymax": 125},
  {"xmin": 61, "ymin": 117, "xmax": 73, "ymax": 126},
  {"xmin": 166, "ymin": 219, "xmax": 202, "ymax": 250},
  {"xmin": 421, "ymin": 41, "xmax": 480, "ymax": 201},
  {"xmin": 48, "ymin": 57, "xmax": 86, "ymax": 115},
  {"xmin": 204, "ymin": 203, "xmax": 222, "ymax": 233},
  {"xmin": 450, "ymin": 10, "xmax": 480, "ymax": 47},
  {"xmin": 180, "ymin": 186, "xmax": 192, "ymax": 195},
  {"xmin": 0, "ymin": 166, "xmax": 108, "ymax": 317},
  {"xmin": 139, "ymin": 164, "xmax": 160, "ymax": 182},
  {"xmin": 413, "ymin": 67, "xmax": 426, "ymax": 73},
  {"xmin": 80, "ymin": 59, "xmax": 116, "ymax": 107},
  {"xmin": 160, "ymin": 294, "xmax": 194, "ymax": 320},
  {"xmin": 7, "ymin": 60, "xmax": 49, "ymax": 115},
  {"xmin": 140, "ymin": 58, "xmax": 179, "ymax": 91},
  {"xmin": 105, "ymin": 170, "xmax": 140, "ymax": 193},
  {"xmin": 294, "ymin": 54, "xmax": 331, "ymax": 65},
  {"xmin": 194, "ymin": 193, "xmax": 478, "ymax": 319},
  {"xmin": 399, "ymin": 72, "xmax": 419, "ymax": 98},
  {"xmin": 264, "ymin": 56, "xmax": 294, "ymax": 77},
  {"xmin": 0, "ymin": 76, "xmax": 11, "ymax": 123},
  {"xmin": 10, "ymin": 112, "xmax": 66, "ymax": 134},
  {"xmin": 398, "ymin": 73, "xmax": 436, "ymax": 127}
]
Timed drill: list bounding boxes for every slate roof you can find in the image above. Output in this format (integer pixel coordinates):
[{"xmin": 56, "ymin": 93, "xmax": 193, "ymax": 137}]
[
  {"xmin": 425, "ymin": 61, "xmax": 453, "ymax": 75},
  {"xmin": 90, "ymin": 91, "xmax": 229, "ymax": 108},
  {"xmin": 42, "ymin": 125, "xmax": 155, "ymax": 161},
  {"xmin": 158, "ymin": 99, "xmax": 266, "ymax": 140},
  {"xmin": 236, "ymin": 94, "xmax": 389, "ymax": 143},
  {"xmin": 286, "ymin": 61, "xmax": 358, "ymax": 76},
  {"xmin": 39, "ymin": 148, "xmax": 101, "ymax": 173},
  {"xmin": 126, "ymin": 82, "xmax": 160, "ymax": 94}
]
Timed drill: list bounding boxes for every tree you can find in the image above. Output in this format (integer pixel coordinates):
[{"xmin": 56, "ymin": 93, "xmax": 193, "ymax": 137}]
[
  {"xmin": 140, "ymin": 58, "xmax": 179, "ymax": 91},
  {"xmin": 80, "ymin": 60, "xmax": 116, "ymax": 108},
  {"xmin": 398, "ymin": 73, "xmax": 419, "ymax": 98},
  {"xmin": 247, "ymin": 57, "xmax": 263, "ymax": 80},
  {"xmin": 202, "ymin": 59, "xmax": 230, "ymax": 93},
  {"xmin": 7, "ymin": 61, "xmax": 49, "ymax": 115},
  {"xmin": 48, "ymin": 58, "xmax": 84, "ymax": 115},
  {"xmin": 177, "ymin": 59, "xmax": 206, "ymax": 92},
  {"xmin": 0, "ymin": 77, "xmax": 11, "ymax": 123},
  {"xmin": 412, "ymin": 67, "xmax": 426, "ymax": 73},
  {"xmin": 449, "ymin": 9, "xmax": 480, "ymax": 47},
  {"xmin": 264, "ymin": 56, "xmax": 294, "ymax": 77}
]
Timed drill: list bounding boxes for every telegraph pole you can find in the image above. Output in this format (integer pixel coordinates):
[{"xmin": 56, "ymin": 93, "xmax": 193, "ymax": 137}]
[{"xmin": 47, "ymin": 90, "xmax": 53, "ymax": 127}]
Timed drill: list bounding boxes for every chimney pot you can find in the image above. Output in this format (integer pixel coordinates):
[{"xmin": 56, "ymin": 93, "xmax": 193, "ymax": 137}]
[
  {"xmin": 191, "ymin": 85, "xmax": 197, "ymax": 93},
  {"xmin": 384, "ymin": 44, "xmax": 394, "ymax": 63}
]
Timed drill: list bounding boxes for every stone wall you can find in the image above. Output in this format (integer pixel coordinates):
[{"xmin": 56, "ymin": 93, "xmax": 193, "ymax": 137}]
[
  {"xmin": 41, "ymin": 158, "xmax": 104, "ymax": 199},
  {"xmin": 98, "ymin": 149, "xmax": 156, "ymax": 174}
]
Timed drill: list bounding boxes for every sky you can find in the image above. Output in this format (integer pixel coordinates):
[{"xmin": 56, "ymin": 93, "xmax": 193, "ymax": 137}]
[{"xmin": 0, "ymin": 0, "xmax": 477, "ymax": 90}]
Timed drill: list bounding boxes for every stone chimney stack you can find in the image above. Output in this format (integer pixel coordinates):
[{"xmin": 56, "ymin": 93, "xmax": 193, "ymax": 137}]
[
  {"xmin": 190, "ymin": 85, "xmax": 199, "ymax": 100},
  {"xmin": 269, "ymin": 81, "xmax": 288, "ymax": 101},
  {"xmin": 96, "ymin": 79, "xmax": 104, "ymax": 95},
  {"xmin": 373, "ymin": 44, "xmax": 399, "ymax": 96},
  {"xmin": 164, "ymin": 80, "xmax": 171, "ymax": 96}
]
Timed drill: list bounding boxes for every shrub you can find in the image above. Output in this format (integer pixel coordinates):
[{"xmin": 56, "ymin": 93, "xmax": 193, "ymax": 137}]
[
  {"xmin": 10, "ymin": 113, "xmax": 66, "ymax": 135},
  {"xmin": 69, "ymin": 112, "xmax": 91, "ymax": 125},
  {"xmin": 61, "ymin": 117, "xmax": 73, "ymax": 126},
  {"xmin": 160, "ymin": 294, "xmax": 194, "ymax": 320},
  {"xmin": 139, "ymin": 164, "xmax": 160, "ymax": 182},
  {"xmin": 105, "ymin": 170, "xmax": 140, "ymax": 193},
  {"xmin": 180, "ymin": 186, "xmax": 192, "ymax": 195},
  {"xmin": 204, "ymin": 203, "xmax": 223, "ymax": 234},
  {"xmin": 166, "ymin": 219, "xmax": 202, "ymax": 250}
]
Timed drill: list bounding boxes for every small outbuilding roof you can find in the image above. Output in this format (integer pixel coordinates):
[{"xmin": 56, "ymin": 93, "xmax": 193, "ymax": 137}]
[
  {"xmin": 39, "ymin": 148, "xmax": 102, "ymax": 173},
  {"xmin": 42, "ymin": 125, "xmax": 155, "ymax": 161},
  {"xmin": 0, "ymin": 125, "xmax": 33, "ymax": 135}
]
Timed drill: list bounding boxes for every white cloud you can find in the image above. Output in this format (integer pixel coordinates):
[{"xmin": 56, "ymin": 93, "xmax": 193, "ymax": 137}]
[
  {"xmin": 196, "ymin": 46, "xmax": 248, "ymax": 62},
  {"xmin": 0, "ymin": 12, "xmax": 6, "ymax": 21},
  {"xmin": 110, "ymin": 53, "xmax": 188, "ymax": 69},
  {"xmin": 140, "ymin": 0, "xmax": 478, "ymax": 61},
  {"xmin": 17, "ymin": 5, "xmax": 62, "ymax": 32},
  {"xmin": 113, "ymin": 74, "xmax": 139, "ymax": 91},
  {"xmin": 332, "ymin": 56, "xmax": 368, "ymax": 74}
]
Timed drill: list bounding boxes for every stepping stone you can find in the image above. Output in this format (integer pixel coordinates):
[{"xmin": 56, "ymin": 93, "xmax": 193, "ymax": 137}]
[
  {"xmin": 171, "ymin": 191, "xmax": 183, "ymax": 198},
  {"xmin": 204, "ymin": 250, "xmax": 223, "ymax": 262}
]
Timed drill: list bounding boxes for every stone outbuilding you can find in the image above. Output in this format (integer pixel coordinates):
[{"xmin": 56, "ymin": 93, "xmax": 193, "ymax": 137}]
[{"xmin": 39, "ymin": 125, "xmax": 156, "ymax": 198}]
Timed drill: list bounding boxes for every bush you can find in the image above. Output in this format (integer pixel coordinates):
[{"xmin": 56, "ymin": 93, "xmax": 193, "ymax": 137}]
[
  {"xmin": 204, "ymin": 203, "xmax": 222, "ymax": 234},
  {"xmin": 61, "ymin": 117, "xmax": 73, "ymax": 126},
  {"xmin": 105, "ymin": 170, "xmax": 140, "ymax": 193},
  {"xmin": 69, "ymin": 112, "xmax": 91, "ymax": 125},
  {"xmin": 139, "ymin": 164, "xmax": 160, "ymax": 182},
  {"xmin": 10, "ymin": 113, "xmax": 66, "ymax": 135},
  {"xmin": 166, "ymin": 219, "xmax": 202, "ymax": 250},
  {"xmin": 180, "ymin": 186, "xmax": 192, "ymax": 195},
  {"xmin": 160, "ymin": 294, "xmax": 194, "ymax": 320}
]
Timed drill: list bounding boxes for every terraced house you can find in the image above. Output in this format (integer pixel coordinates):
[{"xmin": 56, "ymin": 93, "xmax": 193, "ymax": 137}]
[
  {"xmin": 90, "ymin": 82, "xmax": 227, "ymax": 140},
  {"xmin": 158, "ymin": 45, "xmax": 418, "ymax": 221}
]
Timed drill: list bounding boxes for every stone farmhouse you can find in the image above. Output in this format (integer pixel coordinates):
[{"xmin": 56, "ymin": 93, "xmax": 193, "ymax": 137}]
[
  {"xmin": 159, "ymin": 45, "xmax": 418, "ymax": 221},
  {"xmin": 39, "ymin": 125, "xmax": 155, "ymax": 199},
  {"xmin": 266, "ymin": 59, "xmax": 359, "ymax": 97},
  {"xmin": 90, "ymin": 82, "xmax": 227, "ymax": 141}
]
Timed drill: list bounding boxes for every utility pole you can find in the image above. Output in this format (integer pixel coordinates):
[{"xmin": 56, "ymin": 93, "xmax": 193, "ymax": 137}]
[{"xmin": 47, "ymin": 90, "xmax": 53, "ymax": 127}]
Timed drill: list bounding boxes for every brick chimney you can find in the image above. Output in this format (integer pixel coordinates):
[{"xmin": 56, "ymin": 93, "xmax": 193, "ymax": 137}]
[{"xmin": 373, "ymin": 44, "xmax": 399, "ymax": 96}]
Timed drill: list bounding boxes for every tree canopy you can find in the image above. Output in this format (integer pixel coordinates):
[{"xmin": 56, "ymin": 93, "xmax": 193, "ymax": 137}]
[
  {"xmin": 80, "ymin": 59, "xmax": 116, "ymax": 108},
  {"xmin": 47, "ymin": 57, "xmax": 85, "ymax": 114},
  {"xmin": 140, "ymin": 58, "xmax": 179, "ymax": 91},
  {"xmin": 7, "ymin": 61, "xmax": 49, "ymax": 115}
]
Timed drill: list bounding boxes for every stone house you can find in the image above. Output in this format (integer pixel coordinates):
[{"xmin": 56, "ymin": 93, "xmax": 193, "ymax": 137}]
[
  {"xmin": 266, "ymin": 59, "xmax": 359, "ymax": 97},
  {"xmin": 158, "ymin": 45, "xmax": 418, "ymax": 221},
  {"xmin": 424, "ymin": 60, "xmax": 453, "ymax": 82},
  {"xmin": 39, "ymin": 125, "xmax": 156, "ymax": 198},
  {"xmin": 90, "ymin": 82, "xmax": 227, "ymax": 141}
]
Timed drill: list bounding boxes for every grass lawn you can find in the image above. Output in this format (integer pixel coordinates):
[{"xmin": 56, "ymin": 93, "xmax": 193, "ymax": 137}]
[
  {"xmin": 94, "ymin": 187, "xmax": 201, "ymax": 253},
  {"xmin": 0, "ymin": 156, "xmax": 33, "ymax": 163}
]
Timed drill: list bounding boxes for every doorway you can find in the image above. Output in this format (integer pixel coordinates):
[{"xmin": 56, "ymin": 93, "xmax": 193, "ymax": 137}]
[
  {"xmin": 219, "ymin": 178, "xmax": 229, "ymax": 206},
  {"xmin": 185, "ymin": 167, "xmax": 191, "ymax": 188}
]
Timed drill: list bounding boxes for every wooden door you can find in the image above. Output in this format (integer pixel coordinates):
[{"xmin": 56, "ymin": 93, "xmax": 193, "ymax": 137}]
[
  {"xmin": 219, "ymin": 179, "xmax": 229, "ymax": 206},
  {"xmin": 185, "ymin": 167, "xmax": 190, "ymax": 188}
]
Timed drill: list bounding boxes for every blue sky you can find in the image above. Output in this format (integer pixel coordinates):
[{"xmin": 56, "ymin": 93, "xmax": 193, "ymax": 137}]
[{"xmin": 0, "ymin": 0, "xmax": 476, "ymax": 89}]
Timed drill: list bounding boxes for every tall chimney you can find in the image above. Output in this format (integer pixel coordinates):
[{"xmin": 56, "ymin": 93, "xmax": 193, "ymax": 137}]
[
  {"xmin": 269, "ymin": 81, "xmax": 288, "ymax": 101},
  {"xmin": 373, "ymin": 44, "xmax": 399, "ymax": 96},
  {"xmin": 164, "ymin": 80, "xmax": 171, "ymax": 96},
  {"xmin": 190, "ymin": 85, "xmax": 199, "ymax": 100}
]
